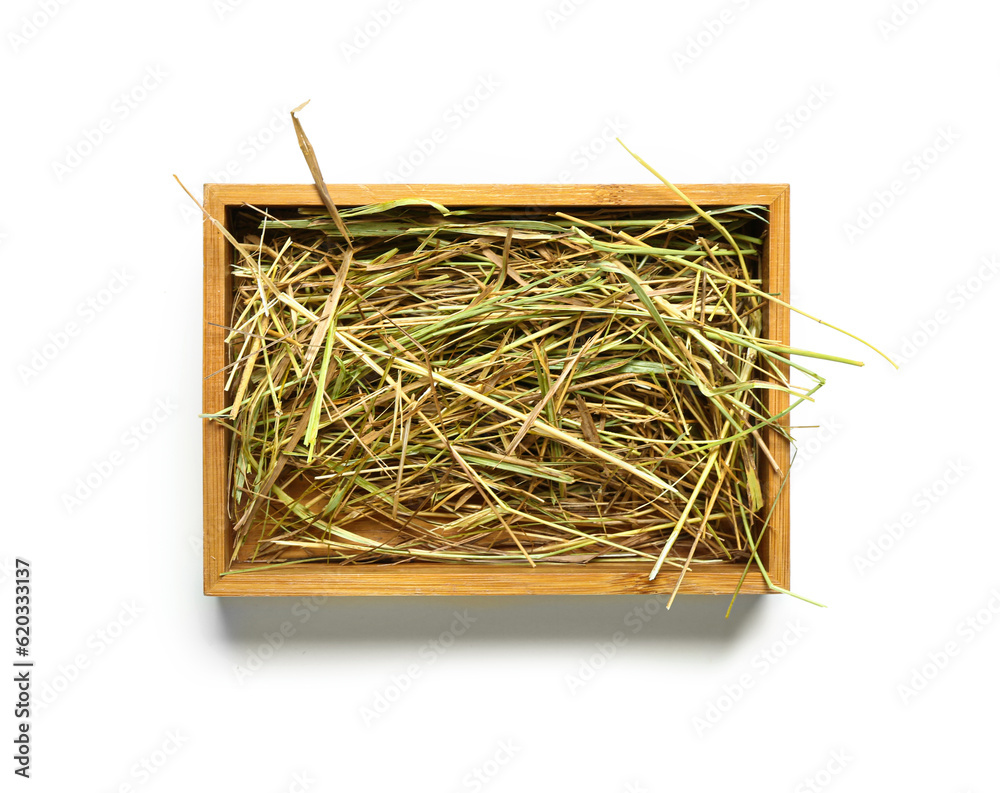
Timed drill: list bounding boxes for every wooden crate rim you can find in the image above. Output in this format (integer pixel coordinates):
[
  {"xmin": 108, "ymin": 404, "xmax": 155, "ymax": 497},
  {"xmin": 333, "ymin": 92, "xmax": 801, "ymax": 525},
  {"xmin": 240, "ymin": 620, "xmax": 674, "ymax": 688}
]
[{"xmin": 205, "ymin": 182, "xmax": 790, "ymax": 208}]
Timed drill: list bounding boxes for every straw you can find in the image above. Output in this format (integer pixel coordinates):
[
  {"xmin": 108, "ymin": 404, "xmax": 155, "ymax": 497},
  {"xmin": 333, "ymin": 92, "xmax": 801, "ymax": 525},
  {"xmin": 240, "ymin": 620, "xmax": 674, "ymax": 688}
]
[{"xmin": 189, "ymin": 133, "xmax": 884, "ymax": 606}]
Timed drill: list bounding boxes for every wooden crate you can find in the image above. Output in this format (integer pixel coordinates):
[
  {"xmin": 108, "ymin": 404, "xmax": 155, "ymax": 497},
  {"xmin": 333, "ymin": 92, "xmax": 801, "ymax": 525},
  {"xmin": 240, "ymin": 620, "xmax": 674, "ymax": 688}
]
[{"xmin": 203, "ymin": 184, "xmax": 790, "ymax": 596}]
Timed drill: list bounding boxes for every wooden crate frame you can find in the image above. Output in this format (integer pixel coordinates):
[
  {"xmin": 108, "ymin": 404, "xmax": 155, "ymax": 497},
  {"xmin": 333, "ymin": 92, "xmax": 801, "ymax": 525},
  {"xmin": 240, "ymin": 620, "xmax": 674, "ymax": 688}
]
[{"xmin": 203, "ymin": 183, "xmax": 790, "ymax": 596}]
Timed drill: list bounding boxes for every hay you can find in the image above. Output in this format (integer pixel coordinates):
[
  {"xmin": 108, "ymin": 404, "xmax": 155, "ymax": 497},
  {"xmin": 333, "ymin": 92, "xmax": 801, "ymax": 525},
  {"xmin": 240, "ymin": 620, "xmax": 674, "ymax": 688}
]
[{"xmin": 186, "ymin": 120, "xmax": 891, "ymax": 605}]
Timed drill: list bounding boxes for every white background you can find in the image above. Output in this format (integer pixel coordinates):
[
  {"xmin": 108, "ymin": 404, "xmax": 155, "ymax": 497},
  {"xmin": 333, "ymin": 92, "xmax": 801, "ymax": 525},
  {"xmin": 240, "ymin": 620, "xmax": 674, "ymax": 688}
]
[{"xmin": 3, "ymin": 0, "xmax": 998, "ymax": 790}]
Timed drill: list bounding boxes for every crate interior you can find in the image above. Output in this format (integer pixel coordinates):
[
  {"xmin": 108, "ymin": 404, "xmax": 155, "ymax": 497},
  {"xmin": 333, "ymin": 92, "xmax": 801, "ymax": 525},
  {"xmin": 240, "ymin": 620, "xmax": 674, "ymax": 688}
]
[{"xmin": 211, "ymin": 198, "xmax": 783, "ymax": 582}]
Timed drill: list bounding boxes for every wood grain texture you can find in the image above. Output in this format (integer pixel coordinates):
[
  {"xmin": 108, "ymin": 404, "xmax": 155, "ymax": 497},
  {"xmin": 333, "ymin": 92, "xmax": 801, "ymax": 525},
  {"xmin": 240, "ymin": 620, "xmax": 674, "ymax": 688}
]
[
  {"xmin": 203, "ymin": 184, "xmax": 792, "ymax": 597},
  {"xmin": 763, "ymin": 185, "xmax": 791, "ymax": 590},
  {"xmin": 210, "ymin": 564, "xmax": 772, "ymax": 597},
  {"xmin": 207, "ymin": 182, "xmax": 790, "ymax": 209},
  {"xmin": 203, "ymin": 185, "xmax": 231, "ymax": 593}
]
